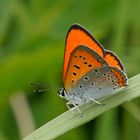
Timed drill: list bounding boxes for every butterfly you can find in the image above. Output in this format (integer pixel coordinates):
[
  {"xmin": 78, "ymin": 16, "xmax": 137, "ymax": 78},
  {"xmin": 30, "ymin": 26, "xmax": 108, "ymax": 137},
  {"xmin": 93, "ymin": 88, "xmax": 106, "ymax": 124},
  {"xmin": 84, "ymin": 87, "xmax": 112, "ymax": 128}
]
[{"xmin": 58, "ymin": 24, "xmax": 128, "ymax": 112}]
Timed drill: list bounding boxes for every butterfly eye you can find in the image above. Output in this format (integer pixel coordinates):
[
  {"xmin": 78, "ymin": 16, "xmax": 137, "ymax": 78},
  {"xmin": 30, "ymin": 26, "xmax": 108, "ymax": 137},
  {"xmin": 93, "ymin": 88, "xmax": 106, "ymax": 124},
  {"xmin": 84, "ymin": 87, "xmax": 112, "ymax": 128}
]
[{"xmin": 58, "ymin": 88, "xmax": 65, "ymax": 98}]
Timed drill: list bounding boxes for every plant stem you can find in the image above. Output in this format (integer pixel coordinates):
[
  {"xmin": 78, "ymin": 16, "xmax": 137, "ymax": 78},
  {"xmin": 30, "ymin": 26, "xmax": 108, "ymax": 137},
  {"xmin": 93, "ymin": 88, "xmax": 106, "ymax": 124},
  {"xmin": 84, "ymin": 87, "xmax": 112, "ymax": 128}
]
[{"xmin": 23, "ymin": 74, "xmax": 140, "ymax": 140}]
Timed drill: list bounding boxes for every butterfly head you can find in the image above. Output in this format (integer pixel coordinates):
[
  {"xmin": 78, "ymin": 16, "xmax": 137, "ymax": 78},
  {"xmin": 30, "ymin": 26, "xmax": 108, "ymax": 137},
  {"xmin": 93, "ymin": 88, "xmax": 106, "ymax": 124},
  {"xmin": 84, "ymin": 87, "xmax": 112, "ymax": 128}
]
[{"xmin": 58, "ymin": 88, "xmax": 67, "ymax": 98}]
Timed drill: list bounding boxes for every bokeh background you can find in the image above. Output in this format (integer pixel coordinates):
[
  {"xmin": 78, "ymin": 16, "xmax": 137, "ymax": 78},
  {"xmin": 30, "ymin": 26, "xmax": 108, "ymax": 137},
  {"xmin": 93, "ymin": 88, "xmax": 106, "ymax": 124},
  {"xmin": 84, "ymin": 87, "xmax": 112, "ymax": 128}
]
[{"xmin": 0, "ymin": 0, "xmax": 140, "ymax": 140}]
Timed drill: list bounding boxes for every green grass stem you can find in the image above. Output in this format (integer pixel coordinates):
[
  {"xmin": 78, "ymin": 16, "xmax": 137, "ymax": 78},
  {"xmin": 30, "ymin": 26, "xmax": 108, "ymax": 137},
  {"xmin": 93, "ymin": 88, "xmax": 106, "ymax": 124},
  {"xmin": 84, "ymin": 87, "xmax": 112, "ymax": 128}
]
[{"xmin": 23, "ymin": 74, "xmax": 140, "ymax": 140}]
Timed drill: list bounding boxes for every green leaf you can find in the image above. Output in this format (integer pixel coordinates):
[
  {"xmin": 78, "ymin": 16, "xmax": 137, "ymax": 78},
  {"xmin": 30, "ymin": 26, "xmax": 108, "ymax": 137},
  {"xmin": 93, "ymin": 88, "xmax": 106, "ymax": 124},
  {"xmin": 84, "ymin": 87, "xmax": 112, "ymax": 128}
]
[{"xmin": 23, "ymin": 74, "xmax": 140, "ymax": 140}]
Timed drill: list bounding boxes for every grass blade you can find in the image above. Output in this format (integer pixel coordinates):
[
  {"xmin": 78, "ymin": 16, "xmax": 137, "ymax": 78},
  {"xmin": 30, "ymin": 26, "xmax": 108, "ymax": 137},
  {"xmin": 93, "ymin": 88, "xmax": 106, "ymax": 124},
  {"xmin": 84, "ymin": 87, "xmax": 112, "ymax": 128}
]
[{"xmin": 23, "ymin": 74, "xmax": 140, "ymax": 140}]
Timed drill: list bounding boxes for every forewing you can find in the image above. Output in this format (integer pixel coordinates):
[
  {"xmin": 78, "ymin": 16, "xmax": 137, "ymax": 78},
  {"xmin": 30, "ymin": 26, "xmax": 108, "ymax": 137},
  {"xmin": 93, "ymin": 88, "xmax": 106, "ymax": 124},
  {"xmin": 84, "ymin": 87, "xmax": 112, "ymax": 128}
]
[
  {"xmin": 63, "ymin": 24, "xmax": 105, "ymax": 80},
  {"xmin": 64, "ymin": 45, "xmax": 108, "ymax": 92}
]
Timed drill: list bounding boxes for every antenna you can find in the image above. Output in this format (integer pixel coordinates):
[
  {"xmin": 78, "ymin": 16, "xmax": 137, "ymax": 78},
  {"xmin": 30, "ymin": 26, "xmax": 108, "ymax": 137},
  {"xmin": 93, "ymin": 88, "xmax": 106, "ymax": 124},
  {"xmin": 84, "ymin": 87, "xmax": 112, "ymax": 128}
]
[
  {"xmin": 29, "ymin": 82, "xmax": 48, "ymax": 87},
  {"xmin": 29, "ymin": 81, "xmax": 61, "ymax": 93}
]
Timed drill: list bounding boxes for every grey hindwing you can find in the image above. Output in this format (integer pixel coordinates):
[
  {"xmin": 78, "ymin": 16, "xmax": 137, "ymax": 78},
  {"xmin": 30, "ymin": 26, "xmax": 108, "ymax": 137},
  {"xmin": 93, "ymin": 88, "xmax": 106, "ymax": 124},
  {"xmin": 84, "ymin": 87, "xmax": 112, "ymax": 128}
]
[{"xmin": 73, "ymin": 66, "xmax": 123, "ymax": 99}]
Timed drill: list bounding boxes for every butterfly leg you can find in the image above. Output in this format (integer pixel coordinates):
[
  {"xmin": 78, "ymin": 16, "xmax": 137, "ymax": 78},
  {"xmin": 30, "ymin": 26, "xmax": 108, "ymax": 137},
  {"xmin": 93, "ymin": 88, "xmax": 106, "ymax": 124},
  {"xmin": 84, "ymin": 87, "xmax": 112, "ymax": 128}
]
[
  {"xmin": 89, "ymin": 97, "xmax": 104, "ymax": 105},
  {"xmin": 66, "ymin": 102, "xmax": 81, "ymax": 113},
  {"xmin": 74, "ymin": 104, "xmax": 81, "ymax": 113}
]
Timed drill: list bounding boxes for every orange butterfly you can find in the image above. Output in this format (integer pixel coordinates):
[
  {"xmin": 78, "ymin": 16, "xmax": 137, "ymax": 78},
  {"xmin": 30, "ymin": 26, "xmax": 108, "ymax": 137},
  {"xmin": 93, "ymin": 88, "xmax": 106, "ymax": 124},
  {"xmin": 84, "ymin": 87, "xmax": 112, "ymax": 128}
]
[{"xmin": 58, "ymin": 24, "xmax": 128, "ymax": 112}]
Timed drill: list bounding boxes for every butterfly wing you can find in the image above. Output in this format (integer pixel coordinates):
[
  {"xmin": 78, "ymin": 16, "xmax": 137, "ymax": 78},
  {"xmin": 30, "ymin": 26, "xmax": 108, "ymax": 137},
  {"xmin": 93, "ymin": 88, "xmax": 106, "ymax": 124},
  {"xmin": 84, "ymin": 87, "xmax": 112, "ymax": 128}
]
[
  {"xmin": 73, "ymin": 66, "xmax": 128, "ymax": 100},
  {"xmin": 63, "ymin": 24, "xmax": 126, "ymax": 80},
  {"xmin": 64, "ymin": 45, "xmax": 108, "ymax": 93},
  {"xmin": 63, "ymin": 24, "xmax": 105, "ymax": 81},
  {"xmin": 104, "ymin": 50, "xmax": 125, "ymax": 72}
]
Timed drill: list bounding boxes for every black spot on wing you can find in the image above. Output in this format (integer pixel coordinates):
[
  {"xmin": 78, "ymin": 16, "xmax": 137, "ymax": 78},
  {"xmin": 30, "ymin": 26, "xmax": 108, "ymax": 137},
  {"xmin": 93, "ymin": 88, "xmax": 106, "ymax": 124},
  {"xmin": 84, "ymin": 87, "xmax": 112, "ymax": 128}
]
[{"xmin": 74, "ymin": 64, "xmax": 80, "ymax": 69}]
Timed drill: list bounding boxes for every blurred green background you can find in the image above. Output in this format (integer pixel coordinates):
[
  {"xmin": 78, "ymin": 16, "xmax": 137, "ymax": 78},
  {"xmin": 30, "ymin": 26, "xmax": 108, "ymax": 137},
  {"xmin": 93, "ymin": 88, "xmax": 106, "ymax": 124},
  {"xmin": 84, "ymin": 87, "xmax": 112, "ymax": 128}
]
[{"xmin": 0, "ymin": 0, "xmax": 140, "ymax": 140}]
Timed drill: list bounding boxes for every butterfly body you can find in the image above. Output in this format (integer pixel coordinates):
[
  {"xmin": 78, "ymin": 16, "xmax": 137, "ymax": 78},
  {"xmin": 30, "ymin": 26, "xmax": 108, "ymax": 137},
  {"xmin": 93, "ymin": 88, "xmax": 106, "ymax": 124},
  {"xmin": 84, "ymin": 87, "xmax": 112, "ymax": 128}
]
[{"xmin": 58, "ymin": 24, "xmax": 128, "ymax": 111}]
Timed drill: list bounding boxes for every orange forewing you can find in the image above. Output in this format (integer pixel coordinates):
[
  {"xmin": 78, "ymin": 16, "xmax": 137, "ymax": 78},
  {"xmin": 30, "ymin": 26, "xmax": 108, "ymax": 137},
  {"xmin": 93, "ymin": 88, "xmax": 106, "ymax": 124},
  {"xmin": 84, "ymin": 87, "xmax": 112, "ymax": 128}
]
[
  {"xmin": 63, "ymin": 24, "xmax": 105, "ymax": 81},
  {"xmin": 64, "ymin": 45, "xmax": 107, "ymax": 91},
  {"xmin": 104, "ymin": 51, "xmax": 125, "ymax": 72},
  {"xmin": 63, "ymin": 24, "xmax": 126, "ymax": 83}
]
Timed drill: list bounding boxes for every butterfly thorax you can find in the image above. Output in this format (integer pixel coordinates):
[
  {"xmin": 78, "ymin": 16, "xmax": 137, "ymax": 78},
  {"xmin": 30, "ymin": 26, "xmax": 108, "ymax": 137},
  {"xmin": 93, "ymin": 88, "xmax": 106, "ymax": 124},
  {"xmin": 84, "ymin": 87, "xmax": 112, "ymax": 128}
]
[{"xmin": 58, "ymin": 88, "xmax": 87, "ymax": 105}]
